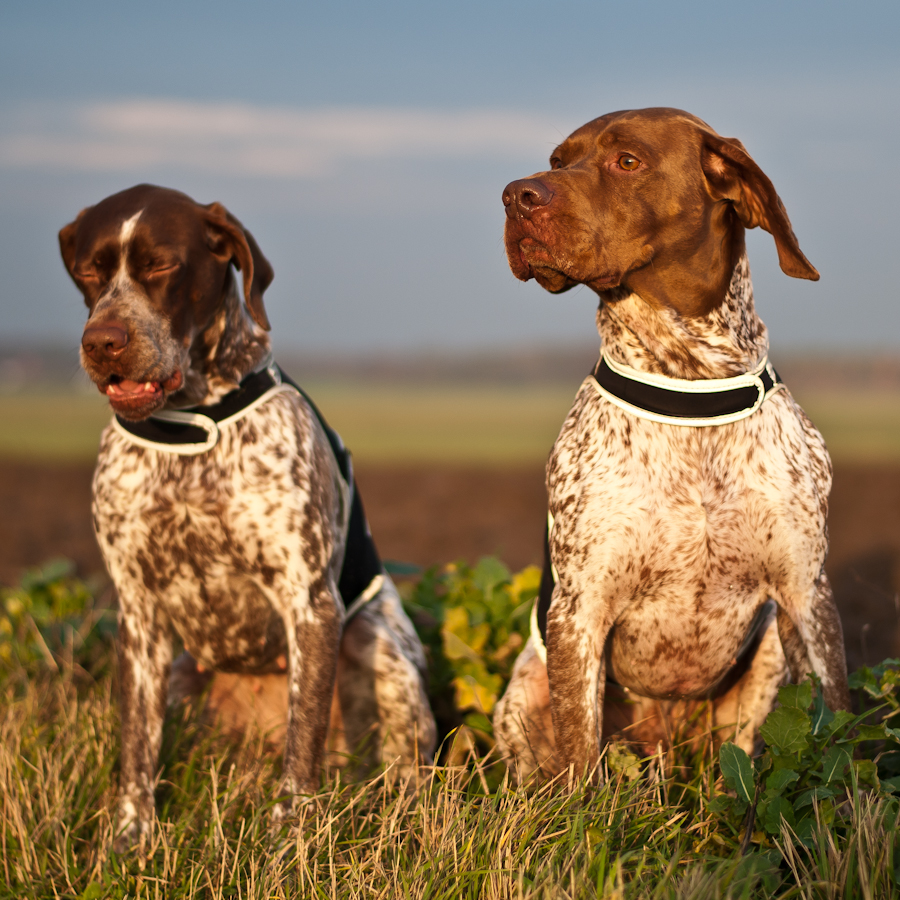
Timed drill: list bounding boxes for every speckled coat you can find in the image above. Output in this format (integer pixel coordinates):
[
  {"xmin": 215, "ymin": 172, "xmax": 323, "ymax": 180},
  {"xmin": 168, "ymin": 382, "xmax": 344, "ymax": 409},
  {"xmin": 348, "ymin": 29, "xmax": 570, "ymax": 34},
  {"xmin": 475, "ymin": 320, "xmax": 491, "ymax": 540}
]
[
  {"xmin": 59, "ymin": 185, "xmax": 435, "ymax": 846},
  {"xmin": 494, "ymin": 109, "xmax": 850, "ymax": 778}
]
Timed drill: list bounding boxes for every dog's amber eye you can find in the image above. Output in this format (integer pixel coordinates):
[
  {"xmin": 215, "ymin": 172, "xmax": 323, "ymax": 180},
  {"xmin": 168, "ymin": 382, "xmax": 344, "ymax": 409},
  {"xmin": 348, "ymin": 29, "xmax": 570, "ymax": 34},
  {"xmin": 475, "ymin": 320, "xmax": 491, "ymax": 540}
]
[
  {"xmin": 618, "ymin": 155, "xmax": 641, "ymax": 171},
  {"xmin": 549, "ymin": 156, "xmax": 563, "ymax": 170}
]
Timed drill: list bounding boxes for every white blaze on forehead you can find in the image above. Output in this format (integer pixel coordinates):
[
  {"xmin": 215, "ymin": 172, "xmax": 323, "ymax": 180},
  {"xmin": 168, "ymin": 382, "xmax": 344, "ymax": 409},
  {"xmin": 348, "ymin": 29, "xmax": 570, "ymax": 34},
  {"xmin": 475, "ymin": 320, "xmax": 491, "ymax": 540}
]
[
  {"xmin": 112, "ymin": 209, "xmax": 144, "ymax": 286},
  {"xmin": 119, "ymin": 209, "xmax": 143, "ymax": 246}
]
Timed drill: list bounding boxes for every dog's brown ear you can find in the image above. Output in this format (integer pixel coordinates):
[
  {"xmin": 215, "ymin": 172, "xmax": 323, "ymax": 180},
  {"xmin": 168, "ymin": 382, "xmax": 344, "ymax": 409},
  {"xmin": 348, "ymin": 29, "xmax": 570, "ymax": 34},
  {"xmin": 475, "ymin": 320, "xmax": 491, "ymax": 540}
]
[
  {"xmin": 204, "ymin": 203, "xmax": 274, "ymax": 330},
  {"xmin": 701, "ymin": 134, "xmax": 819, "ymax": 281},
  {"xmin": 58, "ymin": 209, "xmax": 89, "ymax": 282}
]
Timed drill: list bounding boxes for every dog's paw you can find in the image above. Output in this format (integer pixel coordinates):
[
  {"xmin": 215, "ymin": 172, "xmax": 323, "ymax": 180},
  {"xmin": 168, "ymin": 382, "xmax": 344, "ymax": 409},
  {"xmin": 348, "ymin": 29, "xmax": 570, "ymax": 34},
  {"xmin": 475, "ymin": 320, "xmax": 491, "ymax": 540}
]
[{"xmin": 112, "ymin": 806, "xmax": 152, "ymax": 855}]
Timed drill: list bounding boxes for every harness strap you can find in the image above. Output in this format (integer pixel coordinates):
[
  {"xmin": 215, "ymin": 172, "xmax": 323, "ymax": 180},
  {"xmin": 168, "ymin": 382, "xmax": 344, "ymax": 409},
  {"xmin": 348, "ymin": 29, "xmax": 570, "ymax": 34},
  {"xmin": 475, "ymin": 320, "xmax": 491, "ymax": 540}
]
[{"xmin": 113, "ymin": 364, "xmax": 383, "ymax": 621}]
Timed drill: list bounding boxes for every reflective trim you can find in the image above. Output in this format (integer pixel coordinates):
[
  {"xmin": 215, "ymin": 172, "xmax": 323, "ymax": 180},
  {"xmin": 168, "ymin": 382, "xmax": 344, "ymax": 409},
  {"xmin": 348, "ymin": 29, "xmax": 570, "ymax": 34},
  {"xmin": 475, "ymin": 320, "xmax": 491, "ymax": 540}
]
[
  {"xmin": 111, "ymin": 382, "xmax": 298, "ymax": 455},
  {"xmin": 530, "ymin": 598, "xmax": 547, "ymax": 665},
  {"xmin": 592, "ymin": 352, "xmax": 785, "ymax": 427},
  {"xmin": 343, "ymin": 573, "xmax": 385, "ymax": 623},
  {"xmin": 547, "ymin": 511, "xmax": 559, "ymax": 584},
  {"xmin": 112, "ymin": 409, "xmax": 219, "ymax": 455},
  {"xmin": 217, "ymin": 382, "xmax": 297, "ymax": 427}
]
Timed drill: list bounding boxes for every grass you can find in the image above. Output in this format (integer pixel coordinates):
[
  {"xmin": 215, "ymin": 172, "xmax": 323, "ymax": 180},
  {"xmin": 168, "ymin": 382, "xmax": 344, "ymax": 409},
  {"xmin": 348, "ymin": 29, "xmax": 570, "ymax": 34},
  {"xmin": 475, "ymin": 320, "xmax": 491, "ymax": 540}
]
[
  {"xmin": 5, "ymin": 383, "xmax": 900, "ymax": 464},
  {"xmin": 3, "ymin": 562, "xmax": 900, "ymax": 899},
  {"xmin": 3, "ymin": 661, "xmax": 899, "ymax": 899}
]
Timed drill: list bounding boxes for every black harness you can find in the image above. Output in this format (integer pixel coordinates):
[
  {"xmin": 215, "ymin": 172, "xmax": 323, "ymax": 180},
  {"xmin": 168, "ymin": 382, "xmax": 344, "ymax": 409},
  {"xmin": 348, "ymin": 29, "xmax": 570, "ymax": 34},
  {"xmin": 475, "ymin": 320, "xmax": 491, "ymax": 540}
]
[{"xmin": 115, "ymin": 365, "xmax": 383, "ymax": 611}]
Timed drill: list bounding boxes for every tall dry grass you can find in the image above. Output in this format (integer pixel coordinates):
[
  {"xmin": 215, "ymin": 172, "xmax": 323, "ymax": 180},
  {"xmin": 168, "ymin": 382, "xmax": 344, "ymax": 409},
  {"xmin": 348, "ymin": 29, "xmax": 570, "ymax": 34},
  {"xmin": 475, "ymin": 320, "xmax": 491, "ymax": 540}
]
[{"xmin": 3, "ymin": 660, "xmax": 899, "ymax": 899}]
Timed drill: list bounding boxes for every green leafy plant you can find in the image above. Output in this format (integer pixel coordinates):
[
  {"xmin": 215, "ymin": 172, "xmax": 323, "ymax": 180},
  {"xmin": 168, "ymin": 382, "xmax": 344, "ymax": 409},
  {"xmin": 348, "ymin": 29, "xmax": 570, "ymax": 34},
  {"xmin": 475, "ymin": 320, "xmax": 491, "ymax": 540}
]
[
  {"xmin": 0, "ymin": 558, "xmax": 115, "ymax": 678},
  {"xmin": 715, "ymin": 664, "xmax": 900, "ymax": 847},
  {"xmin": 402, "ymin": 556, "xmax": 540, "ymax": 749}
]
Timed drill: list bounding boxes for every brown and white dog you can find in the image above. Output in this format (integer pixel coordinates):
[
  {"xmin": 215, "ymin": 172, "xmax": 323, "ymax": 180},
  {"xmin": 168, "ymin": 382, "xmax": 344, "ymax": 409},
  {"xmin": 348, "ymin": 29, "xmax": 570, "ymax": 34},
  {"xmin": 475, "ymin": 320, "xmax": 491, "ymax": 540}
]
[
  {"xmin": 494, "ymin": 108, "xmax": 850, "ymax": 779},
  {"xmin": 59, "ymin": 184, "xmax": 435, "ymax": 845}
]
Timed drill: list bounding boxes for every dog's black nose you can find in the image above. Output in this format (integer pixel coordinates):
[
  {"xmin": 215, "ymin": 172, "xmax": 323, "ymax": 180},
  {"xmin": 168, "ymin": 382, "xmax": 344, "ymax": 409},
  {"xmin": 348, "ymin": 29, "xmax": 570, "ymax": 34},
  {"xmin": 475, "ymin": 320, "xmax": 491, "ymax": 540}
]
[
  {"xmin": 503, "ymin": 179, "xmax": 554, "ymax": 219},
  {"xmin": 82, "ymin": 323, "xmax": 128, "ymax": 361}
]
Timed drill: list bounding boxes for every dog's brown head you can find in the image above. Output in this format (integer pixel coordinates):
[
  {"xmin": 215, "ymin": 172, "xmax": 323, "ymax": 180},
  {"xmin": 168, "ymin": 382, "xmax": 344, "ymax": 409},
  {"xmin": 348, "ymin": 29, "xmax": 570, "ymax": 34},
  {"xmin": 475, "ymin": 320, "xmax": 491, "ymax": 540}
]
[
  {"xmin": 502, "ymin": 107, "xmax": 818, "ymax": 318},
  {"xmin": 60, "ymin": 184, "xmax": 274, "ymax": 420}
]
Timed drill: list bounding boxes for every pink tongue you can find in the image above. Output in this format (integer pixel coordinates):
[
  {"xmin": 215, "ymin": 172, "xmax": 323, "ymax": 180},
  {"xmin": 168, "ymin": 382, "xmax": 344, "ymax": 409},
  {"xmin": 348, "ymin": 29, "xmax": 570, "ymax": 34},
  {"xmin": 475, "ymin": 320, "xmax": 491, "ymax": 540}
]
[{"xmin": 110, "ymin": 379, "xmax": 159, "ymax": 395}]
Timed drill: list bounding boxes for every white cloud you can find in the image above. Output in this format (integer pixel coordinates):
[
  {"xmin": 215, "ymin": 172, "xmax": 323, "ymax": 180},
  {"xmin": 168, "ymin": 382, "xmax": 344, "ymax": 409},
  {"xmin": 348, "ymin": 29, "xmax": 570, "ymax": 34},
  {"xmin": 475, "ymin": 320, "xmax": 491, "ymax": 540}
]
[{"xmin": 0, "ymin": 99, "xmax": 555, "ymax": 178}]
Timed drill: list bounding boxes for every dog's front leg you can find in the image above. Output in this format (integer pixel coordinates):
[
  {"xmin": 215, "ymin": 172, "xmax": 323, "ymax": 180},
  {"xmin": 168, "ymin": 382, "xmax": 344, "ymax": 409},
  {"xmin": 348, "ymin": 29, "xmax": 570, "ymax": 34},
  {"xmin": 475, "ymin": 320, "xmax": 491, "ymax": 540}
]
[
  {"xmin": 279, "ymin": 576, "xmax": 342, "ymax": 807},
  {"xmin": 116, "ymin": 600, "xmax": 173, "ymax": 849},
  {"xmin": 545, "ymin": 591, "xmax": 611, "ymax": 780},
  {"xmin": 777, "ymin": 571, "xmax": 851, "ymax": 712}
]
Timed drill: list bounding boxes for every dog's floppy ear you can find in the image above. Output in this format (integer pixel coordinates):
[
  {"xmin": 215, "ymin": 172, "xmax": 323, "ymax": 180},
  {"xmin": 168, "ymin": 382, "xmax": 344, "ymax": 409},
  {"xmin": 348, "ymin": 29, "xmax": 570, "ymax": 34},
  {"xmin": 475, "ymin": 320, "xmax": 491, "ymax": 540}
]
[
  {"xmin": 58, "ymin": 208, "xmax": 90, "ymax": 284},
  {"xmin": 204, "ymin": 202, "xmax": 274, "ymax": 330},
  {"xmin": 701, "ymin": 134, "xmax": 819, "ymax": 281}
]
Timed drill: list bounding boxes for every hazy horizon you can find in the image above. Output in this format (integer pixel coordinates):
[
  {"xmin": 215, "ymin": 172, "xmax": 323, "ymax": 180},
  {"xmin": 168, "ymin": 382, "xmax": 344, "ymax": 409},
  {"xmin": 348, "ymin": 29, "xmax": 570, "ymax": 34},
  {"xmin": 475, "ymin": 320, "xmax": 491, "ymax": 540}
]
[{"xmin": 2, "ymin": 1, "xmax": 897, "ymax": 353}]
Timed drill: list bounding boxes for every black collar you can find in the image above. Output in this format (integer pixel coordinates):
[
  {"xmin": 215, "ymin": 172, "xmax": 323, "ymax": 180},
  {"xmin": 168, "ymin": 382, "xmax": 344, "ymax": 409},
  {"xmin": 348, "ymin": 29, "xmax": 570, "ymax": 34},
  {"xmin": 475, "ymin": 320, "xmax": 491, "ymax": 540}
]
[
  {"xmin": 115, "ymin": 367, "xmax": 282, "ymax": 449},
  {"xmin": 592, "ymin": 353, "xmax": 783, "ymax": 426}
]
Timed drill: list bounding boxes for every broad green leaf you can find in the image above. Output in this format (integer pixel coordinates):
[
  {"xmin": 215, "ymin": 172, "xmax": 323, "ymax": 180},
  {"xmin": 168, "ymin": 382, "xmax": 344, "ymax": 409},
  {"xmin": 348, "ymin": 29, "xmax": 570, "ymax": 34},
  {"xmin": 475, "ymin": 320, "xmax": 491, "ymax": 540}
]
[
  {"xmin": 443, "ymin": 605, "xmax": 469, "ymax": 633},
  {"xmin": 794, "ymin": 814, "xmax": 814, "ymax": 842},
  {"xmin": 508, "ymin": 566, "xmax": 541, "ymax": 604},
  {"xmin": 463, "ymin": 712, "xmax": 493, "ymax": 735},
  {"xmin": 880, "ymin": 776, "xmax": 900, "ymax": 793},
  {"xmin": 760, "ymin": 707, "xmax": 811, "ymax": 754},
  {"xmin": 856, "ymin": 723, "xmax": 889, "ymax": 741},
  {"xmin": 472, "ymin": 557, "xmax": 511, "ymax": 599},
  {"xmin": 466, "ymin": 621, "xmax": 492, "ymax": 653},
  {"xmin": 720, "ymin": 742, "xmax": 754, "ymax": 802},
  {"xmin": 818, "ymin": 797, "xmax": 836, "ymax": 827},
  {"xmin": 847, "ymin": 661, "xmax": 899, "ymax": 690},
  {"xmin": 821, "ymin": 745, "xmax": 852, "ymax": 783},
  {"xmin": 826, "ymin": 709, "xmax": 857, "ymax": 738},
  {"xmin": 607, "ymin": 743, "xmax": 642, "ymax": 782},
  {"xmin": 442, "ymin": 607, "xmax": 484, "ymax": 661},
  {"xmin": 706, "ymin": 795, "xmax": 735, "ymax": 816},
  {"xmin": 443, "ymin": 630, "xmax": 479, "ymax": 662},
  {"xmin": 763, "ymin": 796, "xmax": 795, "ymax": 835},
  {"xmin": 811, "ymin": 685, "xmax": 834, "ymax": 734},
  {"xmin": 795, "ymin": 785, "xmax": 839, "ymax": 809},
  {"xmin": 764, "ymin": 768, "xmax": 799, "ymax": 798},
  {"xmin": 778, "ymin": 681, "xmax": 812, "ymax": 710},
  {"xmin": 453, "ymin": 672, "xmax": 501, "ymax": 715},
  {"xmin": 852, "ymin": 759, "xmax": 880, "ymax": 790}
]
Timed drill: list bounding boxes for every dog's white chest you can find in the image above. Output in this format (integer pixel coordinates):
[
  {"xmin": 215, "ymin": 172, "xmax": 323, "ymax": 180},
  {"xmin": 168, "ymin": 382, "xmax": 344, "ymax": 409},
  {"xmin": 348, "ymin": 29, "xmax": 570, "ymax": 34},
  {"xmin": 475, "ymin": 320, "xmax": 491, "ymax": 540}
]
[
  {"xmin": 91, "ymin": 396, "xmax": 337, "ymax": 670},
  {"xmin": 547, "ymin": 383, "xmax": 829, "ymax": 697}
]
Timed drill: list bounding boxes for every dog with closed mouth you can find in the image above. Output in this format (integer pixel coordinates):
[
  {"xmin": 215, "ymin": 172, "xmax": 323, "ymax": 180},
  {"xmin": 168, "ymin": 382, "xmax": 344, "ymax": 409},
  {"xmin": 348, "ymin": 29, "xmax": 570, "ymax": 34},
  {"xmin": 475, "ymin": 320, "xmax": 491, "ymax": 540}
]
[
  {"xmin": 493, "ymin": 108, "xmax": 850, "ymax": 779},
  {"xmin": 60, "ymin": 184, "xmax": 436, "ymax": 845}
]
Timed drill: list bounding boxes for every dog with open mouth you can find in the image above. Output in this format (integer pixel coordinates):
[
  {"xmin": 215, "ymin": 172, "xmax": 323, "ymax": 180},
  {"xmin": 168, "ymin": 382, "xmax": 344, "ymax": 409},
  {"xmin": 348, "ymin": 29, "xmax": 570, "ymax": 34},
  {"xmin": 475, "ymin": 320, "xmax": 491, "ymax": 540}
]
[{"xmin": 61, "ymin": 184, "xmax": 436, "ymax": 847}]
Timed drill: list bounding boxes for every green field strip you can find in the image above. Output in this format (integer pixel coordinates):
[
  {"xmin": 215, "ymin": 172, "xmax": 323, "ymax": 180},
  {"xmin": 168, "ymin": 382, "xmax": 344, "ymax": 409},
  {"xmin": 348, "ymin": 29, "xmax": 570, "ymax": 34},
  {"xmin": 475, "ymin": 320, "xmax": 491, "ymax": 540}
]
[
  {"xmin": 3, "ymin": 385, "xmax": 900, "ymax": 463},
  {"xmin": 793, "ymin": 390, "xmax": 900, "ymax": 463},
  {"xmin": 0, "ymin": 393, "xmax": 112, "ymax": 460}
]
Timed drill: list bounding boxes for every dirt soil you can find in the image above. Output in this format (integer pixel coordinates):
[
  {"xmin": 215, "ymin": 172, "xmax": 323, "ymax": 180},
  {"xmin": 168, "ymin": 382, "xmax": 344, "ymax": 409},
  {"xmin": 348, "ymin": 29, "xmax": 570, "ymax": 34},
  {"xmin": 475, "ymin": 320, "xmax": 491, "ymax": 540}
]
[{"xmin": 2, "ymin": 460, "xmax": 898, "ymax": 672}]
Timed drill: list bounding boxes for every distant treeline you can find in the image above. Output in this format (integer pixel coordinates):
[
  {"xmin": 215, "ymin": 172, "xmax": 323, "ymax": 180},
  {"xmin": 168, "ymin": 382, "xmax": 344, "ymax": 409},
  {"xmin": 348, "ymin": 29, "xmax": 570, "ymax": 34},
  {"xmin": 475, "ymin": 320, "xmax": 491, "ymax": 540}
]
[{"xmin": 5, "ymin": 341, "xmax": 900, "ymax": 391}]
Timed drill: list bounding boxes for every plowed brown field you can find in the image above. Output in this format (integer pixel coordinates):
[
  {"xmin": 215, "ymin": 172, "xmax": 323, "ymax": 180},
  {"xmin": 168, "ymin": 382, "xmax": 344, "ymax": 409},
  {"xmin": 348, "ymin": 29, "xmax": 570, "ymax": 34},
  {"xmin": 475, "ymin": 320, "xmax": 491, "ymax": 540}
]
[{"xmin": 2, "ymin": 460, "xmax": 897, "ymax": 672}]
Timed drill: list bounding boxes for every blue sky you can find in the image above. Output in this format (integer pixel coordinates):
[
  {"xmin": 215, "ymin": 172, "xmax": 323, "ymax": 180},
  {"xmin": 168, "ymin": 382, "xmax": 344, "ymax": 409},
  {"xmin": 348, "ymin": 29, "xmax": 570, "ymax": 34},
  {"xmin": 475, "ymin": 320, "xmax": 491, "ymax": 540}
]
[{"xmin": 1, "ymin": 0, "xmax": 898, "ymax": 354}]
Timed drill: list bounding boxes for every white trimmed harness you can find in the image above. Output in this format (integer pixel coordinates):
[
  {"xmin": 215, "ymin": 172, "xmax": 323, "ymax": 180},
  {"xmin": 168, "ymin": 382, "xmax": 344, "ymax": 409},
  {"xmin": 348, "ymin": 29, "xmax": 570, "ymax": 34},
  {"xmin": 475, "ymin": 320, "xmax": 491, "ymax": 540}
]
[{"xmin": 110, "ymin": 362, "xmax": 382, "ymax": 624}]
